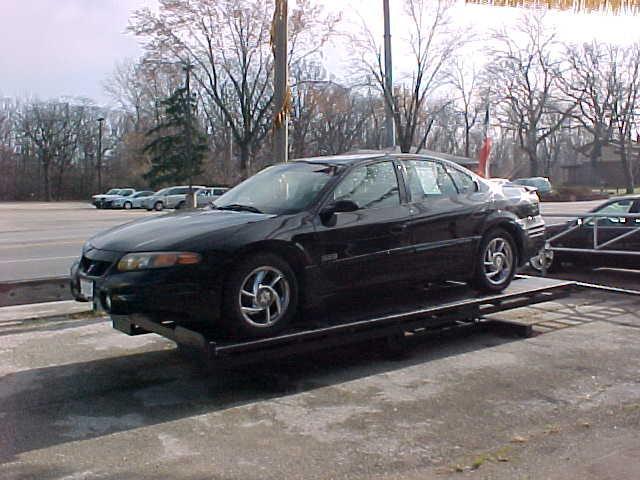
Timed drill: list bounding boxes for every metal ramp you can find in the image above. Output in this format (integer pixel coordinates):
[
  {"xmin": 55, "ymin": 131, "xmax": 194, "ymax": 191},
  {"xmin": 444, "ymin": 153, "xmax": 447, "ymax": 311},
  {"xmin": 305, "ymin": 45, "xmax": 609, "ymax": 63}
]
[{"xmin": 113, "ymin": 276, "xmax": 579, "ymax": 367}]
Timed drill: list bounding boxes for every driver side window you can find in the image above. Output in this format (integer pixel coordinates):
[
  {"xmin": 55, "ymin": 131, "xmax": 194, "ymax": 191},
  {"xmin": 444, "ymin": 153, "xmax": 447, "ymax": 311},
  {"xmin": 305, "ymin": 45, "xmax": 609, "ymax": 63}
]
[{"xmin": 332, "ymin": 161, "xmax": 400, "ymax": 210}]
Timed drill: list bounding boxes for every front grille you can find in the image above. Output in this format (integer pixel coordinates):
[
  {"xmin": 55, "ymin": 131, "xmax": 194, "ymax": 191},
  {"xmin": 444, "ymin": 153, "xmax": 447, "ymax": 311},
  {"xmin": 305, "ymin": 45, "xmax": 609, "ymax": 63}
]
[{"xmin": 80, "ymin": 256, "xmax": 113, "ymax": 277}]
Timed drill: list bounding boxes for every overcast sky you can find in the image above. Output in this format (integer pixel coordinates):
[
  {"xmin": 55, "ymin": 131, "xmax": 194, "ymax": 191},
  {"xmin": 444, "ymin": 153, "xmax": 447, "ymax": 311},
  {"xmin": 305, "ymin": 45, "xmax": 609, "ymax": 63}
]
[
  {"xmin": 0, "ymin": 0, "xmax": 154, "ymax": 103},
  {"xmin": 1, "ymin": 0, "xmax": 638, "ymax": 105}
]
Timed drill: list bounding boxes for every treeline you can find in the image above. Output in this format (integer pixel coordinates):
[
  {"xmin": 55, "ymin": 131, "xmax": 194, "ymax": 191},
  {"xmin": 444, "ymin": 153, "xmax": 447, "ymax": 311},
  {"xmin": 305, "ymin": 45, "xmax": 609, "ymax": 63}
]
[{"xmin": 2, "ymin": 0, "xmax": 640, "ymax": 201}]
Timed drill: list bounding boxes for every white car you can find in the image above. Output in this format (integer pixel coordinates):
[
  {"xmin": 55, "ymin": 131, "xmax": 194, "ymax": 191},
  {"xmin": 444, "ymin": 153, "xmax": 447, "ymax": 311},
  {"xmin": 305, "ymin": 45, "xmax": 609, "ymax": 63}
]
[
  {"xmin": 143, "ymin": 186, "xmax": 207, "ymax": 211},
  {"xmin": 110, "ymin": 191, "xmax": 155, "ymax": 209}
]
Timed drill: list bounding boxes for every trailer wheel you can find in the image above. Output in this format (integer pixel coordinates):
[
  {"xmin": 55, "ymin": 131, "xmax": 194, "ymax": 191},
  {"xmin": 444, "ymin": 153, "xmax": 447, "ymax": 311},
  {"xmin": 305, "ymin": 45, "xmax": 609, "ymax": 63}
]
[
  {"xmin": 472, "ymin": 228, "xmax": 517, "ymax": 293},
  {"xmin": 221, "ymin": 253, "xmax": 299, "ymax": 339},
  {"xmin": 529, "ymin": 245, "xmax": 557, "ymax": 274}
]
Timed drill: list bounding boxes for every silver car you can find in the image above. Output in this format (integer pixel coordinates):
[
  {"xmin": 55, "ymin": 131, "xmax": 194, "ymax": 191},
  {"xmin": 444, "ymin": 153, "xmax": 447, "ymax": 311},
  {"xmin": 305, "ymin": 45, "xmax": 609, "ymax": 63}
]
[
  {"xmin": 143, "ymin": 186, "xmax": 207, "ymax": 211},
  {"xmin": 111, "ymin": 190, "xmax": 155, "ymax": 209},
  {"xmin": 191, "ymin": 187, "xmax": 230, "ymax": 208}
]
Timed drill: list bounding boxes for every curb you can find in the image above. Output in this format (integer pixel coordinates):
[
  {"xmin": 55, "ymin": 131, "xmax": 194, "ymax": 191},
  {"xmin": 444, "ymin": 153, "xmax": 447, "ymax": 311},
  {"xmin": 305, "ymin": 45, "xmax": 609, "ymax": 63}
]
[
  {"xmin": 0, "ymin": 300, "xmax": 97, "ymax": 324},
  {"xmin": 0, "ymin": 276, "xmax": 72, "ymax": 307}
]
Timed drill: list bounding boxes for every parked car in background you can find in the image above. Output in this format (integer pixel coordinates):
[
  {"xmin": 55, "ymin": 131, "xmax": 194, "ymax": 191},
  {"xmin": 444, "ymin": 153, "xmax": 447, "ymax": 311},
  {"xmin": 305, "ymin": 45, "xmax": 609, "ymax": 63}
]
[
  {"xmin": 512, "ymin": 177, "xmax": 552, "ymax": 194},
  {"xmin": 530, "ymin": 195, "xmax": 640, "ymax": 272},
  {"xmin": 92, "ymin": 188, "xmax": 133, "ymax": 209},
  {"xmin": 110, "ymin": 191, "xmax": 155, "ymax": 210},
  {"xmin": 102, "ymin": 189, "xmax": 136, "ymax": 209},
  {"xmin": 72, "ymin": 152, "xmax": 545, "ymax": 340},
  {"xmin": 143, "ymin": 186, "xmax": 208, "ymax": 211},
  {"xmin": 188, "ymin": 187, "xmax": 230, "ymax": 209}
]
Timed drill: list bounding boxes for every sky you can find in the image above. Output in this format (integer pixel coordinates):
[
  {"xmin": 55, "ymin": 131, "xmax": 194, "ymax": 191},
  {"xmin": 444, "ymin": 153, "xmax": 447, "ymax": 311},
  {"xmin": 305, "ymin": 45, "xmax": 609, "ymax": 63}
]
[
  {"xmin": 0, "ymin": 0, "xmax": 155, "ymax": 103},
  {"xmin": 1, "ymin": 0, "xmax": 639, "ymax": 105}
]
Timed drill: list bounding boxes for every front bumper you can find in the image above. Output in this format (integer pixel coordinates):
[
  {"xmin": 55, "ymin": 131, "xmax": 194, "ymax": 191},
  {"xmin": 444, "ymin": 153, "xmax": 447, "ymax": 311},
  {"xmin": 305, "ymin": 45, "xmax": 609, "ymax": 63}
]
[{"xmin": 70, "ymin": 249, "xmax": 223, "ymax": 322}]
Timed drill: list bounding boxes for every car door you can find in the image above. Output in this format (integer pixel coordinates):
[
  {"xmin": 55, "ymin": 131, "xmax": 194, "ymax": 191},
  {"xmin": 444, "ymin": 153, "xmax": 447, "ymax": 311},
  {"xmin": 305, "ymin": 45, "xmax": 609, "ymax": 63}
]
[
  {"xmin": 402, "ymin": 159, "xmax": 482, "ymax": 280},
  {"xmin": 312, "ymin": 160, "xmax": 413, "ymax": 294}
]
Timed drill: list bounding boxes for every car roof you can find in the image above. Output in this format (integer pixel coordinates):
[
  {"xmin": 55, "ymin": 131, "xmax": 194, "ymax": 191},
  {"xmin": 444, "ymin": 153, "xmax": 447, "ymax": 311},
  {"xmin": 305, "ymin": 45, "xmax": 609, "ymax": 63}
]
[
  {"xmin": 606, "ymin": 194, "xmax": 640, "ymax": 202},
  {"xmin": 291, "ymin": 151, "xmax": 474, "ymax": 167},
  {"xmin": 292, "ymin": 153, "xmax": 387, "ymax": 165}
]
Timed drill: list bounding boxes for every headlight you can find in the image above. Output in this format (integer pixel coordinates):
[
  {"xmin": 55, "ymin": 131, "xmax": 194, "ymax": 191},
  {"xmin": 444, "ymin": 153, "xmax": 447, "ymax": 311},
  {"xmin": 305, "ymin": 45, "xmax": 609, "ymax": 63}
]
[{"xmin": 117, "ymin": 252, "xmax": 202, "ymax": 272}]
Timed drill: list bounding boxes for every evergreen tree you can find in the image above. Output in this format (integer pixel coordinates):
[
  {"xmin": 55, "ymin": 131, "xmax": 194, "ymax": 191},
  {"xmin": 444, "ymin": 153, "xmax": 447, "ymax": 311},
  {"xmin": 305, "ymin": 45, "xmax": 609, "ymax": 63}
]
[{"xmin": 143, "ymin": 87, "xmax": 207, "ymax": 188}]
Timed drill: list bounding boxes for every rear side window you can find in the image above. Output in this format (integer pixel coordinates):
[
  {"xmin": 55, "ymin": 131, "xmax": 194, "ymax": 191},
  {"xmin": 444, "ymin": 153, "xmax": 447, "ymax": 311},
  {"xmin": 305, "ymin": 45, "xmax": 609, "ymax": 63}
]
[
  {"xmin": 447, "ymin": 167, "xmax": 476, "ymax": 194},
  {"xmin": 405, "ymin": 160, "xmax": 457, "ymax": 201},
  {"xmin": 332, "ymin": 161, "xmax": 400, "ymax": 210}
]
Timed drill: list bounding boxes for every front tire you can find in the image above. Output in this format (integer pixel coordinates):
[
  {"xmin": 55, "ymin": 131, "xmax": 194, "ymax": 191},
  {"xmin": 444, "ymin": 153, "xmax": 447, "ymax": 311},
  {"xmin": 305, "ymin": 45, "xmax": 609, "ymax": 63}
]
[
  {"xmin": 123, "ymin": 201, "xmax": 132, "ymax": 210},
  {"xmin": 472, "ymin": 229, "xmax": 517, "ymax": 293},
  {"xmin": 154, "ymin": 201, "xmax": 164, "ymax": 211},
  {"xmin": 221, "ymin": 253, "xmax": 299, "ymax": 339}
]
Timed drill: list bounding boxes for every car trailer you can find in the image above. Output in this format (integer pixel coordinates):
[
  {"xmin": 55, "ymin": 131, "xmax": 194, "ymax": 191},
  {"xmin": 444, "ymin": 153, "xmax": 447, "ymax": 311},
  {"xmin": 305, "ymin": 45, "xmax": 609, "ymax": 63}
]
[
  {"xmin": 534, "ymin": 211, "xmax": 640, "ymax": 273},
  {"xmin": 112, "ymin": 276, "xmax": 606, "ymax": 369}
]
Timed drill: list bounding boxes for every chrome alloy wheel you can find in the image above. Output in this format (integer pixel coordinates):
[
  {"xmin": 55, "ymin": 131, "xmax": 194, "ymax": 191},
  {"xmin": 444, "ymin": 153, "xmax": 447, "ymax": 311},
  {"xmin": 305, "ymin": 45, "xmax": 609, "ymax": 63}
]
[
  {"xmin": 238, "ymin": 266, "xmax": 290, "ymax": 328},
  {"xmin": 483, "ymin": 237, "xmax": 515, "ymax": 285}
]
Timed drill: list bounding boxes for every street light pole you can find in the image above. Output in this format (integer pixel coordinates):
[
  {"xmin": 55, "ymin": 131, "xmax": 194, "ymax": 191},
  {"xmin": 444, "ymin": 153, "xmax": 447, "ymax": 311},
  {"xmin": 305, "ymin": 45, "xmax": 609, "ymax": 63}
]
[
  {"xmin": 97, "ymin": 117, "xmax": 104, "ymax": 193},
  {"xmin": 273, "ymin": 0, "xmax": 289, "ymax": 163},
  {"xmin": 183, "ymin": 61, "xmax": 196, "ymax": 208},
  {"xmin": 383, "ymin": 0, "xmax": 395, "ymax": 149}
]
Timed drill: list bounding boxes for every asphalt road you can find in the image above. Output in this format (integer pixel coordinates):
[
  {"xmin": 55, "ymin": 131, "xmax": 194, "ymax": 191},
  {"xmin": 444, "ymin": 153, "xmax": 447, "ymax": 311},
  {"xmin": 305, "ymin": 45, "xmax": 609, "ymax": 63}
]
[
  {"xmin": 1, "ymin": 284, "xmax": 639, "ymax": 479},
  {"xmin": 0, "ymin": 199, "xmax": 608, "ymax": 282},
  {"xmin": 0, "ymin": 202, "xmax": 158, "ymax": 282}
]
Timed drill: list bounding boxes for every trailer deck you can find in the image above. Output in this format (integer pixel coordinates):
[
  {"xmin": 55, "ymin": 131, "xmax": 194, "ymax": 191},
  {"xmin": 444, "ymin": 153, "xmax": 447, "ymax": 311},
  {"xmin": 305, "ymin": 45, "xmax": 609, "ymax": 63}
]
[{"xmin": 111, "ymin": 276, "xmax": 581, "ymax": 367}]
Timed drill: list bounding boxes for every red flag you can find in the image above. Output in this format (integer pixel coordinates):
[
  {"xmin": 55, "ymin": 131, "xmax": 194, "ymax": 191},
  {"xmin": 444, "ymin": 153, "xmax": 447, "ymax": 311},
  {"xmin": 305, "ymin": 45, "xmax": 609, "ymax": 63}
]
[{"xmin": 477, "ymin": 137, "xmax": 492, "ymax": 178}]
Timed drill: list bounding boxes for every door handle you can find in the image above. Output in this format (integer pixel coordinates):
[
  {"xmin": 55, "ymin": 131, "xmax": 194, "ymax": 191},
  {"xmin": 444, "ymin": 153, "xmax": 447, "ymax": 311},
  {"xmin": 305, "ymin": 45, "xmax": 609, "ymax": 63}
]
[{"xmin": 390, "ymin": 225, "xmax": 408, "ymax": 235}]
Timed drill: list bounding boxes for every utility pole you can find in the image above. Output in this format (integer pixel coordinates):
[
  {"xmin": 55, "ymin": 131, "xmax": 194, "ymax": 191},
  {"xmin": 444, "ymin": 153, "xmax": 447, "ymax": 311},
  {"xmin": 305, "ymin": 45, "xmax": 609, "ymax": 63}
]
[
  {"xmin": 183, "ymin": 61, "xmax": 196, "ymax": 208},
  {"xmin": 97, "ymin": 117, "xmax": 104, "ymax": 193},
  {"xmin": 383, "ymin": 0, "xmax": 395, "ymax": 149},
  {"xmin": 273, "ymin": 0, "xmax": 288, "ymax": 163}
]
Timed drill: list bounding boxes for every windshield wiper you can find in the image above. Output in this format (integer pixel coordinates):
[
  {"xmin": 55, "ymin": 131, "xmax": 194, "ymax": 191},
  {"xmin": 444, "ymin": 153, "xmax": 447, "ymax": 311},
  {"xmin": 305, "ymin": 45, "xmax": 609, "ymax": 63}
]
[{"xmin": 216, "ymin": 204, "xmax": 263, "ymax": 214}]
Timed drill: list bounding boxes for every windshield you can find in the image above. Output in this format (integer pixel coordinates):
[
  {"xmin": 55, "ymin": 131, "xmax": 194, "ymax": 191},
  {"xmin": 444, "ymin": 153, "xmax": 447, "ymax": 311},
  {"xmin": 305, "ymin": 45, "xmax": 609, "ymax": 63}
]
[
  {"xmin": 214, "ymin": 162, "xmax": 342, "ymax": 215},
  {"xmin": 153, "ymin": 188, "xmax": 169, "ymax": 196},
  {"xmin": 106, "ymin": 189, "xmax": 120, "ymax": 195}
]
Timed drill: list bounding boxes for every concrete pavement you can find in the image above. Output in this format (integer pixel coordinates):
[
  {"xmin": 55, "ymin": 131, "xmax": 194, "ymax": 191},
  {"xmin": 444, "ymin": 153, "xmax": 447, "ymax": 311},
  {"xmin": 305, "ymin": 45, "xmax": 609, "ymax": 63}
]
[
  {"xmin": 0, "ymin": 300, "xmax": 92, "ymax": 323},
  {"xmin": 1, "ymin": 286, "xmax": 639, "ymax": 479}
]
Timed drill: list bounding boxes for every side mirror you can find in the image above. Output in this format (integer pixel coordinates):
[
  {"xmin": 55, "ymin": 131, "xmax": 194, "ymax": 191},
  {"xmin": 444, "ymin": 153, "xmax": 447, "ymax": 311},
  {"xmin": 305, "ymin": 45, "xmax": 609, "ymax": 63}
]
[{"xmin": 320, "ymin": 199, "xmax": 359, "ymax": 223}]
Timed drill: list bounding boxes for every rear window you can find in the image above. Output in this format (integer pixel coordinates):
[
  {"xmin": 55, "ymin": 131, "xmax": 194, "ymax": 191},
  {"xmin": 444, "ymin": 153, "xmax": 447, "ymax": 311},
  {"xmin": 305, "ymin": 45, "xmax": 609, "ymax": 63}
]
[{"xmin": 447, "ymin": 168, "xmax": 477, "ymax": 194}]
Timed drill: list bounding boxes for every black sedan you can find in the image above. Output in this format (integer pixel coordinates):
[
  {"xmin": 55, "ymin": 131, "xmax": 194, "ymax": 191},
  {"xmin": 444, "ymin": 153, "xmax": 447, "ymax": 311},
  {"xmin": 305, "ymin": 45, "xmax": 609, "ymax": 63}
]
[
  {"xmin": 530, "ymin": 195, "xmax": 640, "ymax": 272},
  {"xmin": 71, "ymin": 153, "xmax": 545, "ymax": 339}
]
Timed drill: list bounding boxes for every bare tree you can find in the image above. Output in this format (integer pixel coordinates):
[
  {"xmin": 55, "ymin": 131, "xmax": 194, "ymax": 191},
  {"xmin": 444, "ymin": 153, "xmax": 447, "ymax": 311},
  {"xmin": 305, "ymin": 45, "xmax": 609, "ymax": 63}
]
[
  {"xmin": 560, "ymin": 41, "xmax": 616, "ymax": 176},
  {"xmin": 487, "ymin": 13, "xmax": 574, "ymax": 176},
  {"xmin": 610, "ymin": 43, "xmax": 640, "ymax": 193},
  {"xmin": 356, "ymin": 0, "xmax": 464, "ymax": 153},
  {"xmin": 130, "ymin": 0, "xmax": 338, "ymax": 178},
  {"xmin": 448, "ymin": 59, "xmax": 482, "ymax": 158}
]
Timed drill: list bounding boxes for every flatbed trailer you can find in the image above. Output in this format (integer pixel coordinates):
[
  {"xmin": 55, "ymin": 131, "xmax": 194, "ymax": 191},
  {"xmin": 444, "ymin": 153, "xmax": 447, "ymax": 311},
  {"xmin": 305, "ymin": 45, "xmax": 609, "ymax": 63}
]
[{"xmin": 112, "ymin": 276, "xmax": 584, "ymax": 368}]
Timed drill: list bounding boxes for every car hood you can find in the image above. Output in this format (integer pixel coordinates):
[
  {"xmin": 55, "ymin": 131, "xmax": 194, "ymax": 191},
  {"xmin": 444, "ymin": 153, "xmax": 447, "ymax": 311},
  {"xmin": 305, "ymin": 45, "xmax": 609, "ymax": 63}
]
[{"xmin": 88, "ymin": 209, "xmax": 276, "ymax": 252}]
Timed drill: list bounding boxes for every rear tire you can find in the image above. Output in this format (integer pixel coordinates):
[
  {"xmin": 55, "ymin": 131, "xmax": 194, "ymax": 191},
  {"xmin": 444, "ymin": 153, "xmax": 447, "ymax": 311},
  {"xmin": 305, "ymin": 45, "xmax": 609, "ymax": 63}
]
[
  {"xmin": 472, "ymin": 228, "xmax": 517, "ymax": 293},
  {"xmin": 221, "ymin": 253, "xmax": 299, "ymax": 339},
  {"xmin": 176, "ymin": 201, "xmax": 185, "ymax": 210}
]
